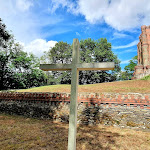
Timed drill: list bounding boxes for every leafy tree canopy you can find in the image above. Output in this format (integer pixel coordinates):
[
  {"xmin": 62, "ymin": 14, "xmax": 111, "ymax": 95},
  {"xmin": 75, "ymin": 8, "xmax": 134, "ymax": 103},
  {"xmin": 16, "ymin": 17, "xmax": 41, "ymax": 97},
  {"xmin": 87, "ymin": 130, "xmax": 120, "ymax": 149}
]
[
  {"xmin": 41, "ymin": 38, "xmax": 121, "ymax": 84},
  {"xmin": 0, "ymin": 18, "xmax": 47, "ymax": 90},
  {"xmin": 124, "ymin": 56, "xmax": 137, "ymax": 73},
  {"xmin": 0, "ymin": 18, "xmax": 11, "ymax": 47},
  {"xmin": 119, "ymin": 56, "xmax": 138, "ymax": 80}
]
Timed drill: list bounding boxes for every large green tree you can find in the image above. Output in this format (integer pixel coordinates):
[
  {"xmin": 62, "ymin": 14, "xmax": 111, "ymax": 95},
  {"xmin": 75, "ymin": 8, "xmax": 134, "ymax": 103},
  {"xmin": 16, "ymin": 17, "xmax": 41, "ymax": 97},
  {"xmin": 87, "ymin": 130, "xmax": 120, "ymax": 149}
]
[
  {"xmin": 0, "ymin": 18, "xmax": 47, "ymax": 90},
  {"xmin": 42, "ymin": 38, "xmax": 121, "ymax": 84},
  {"xmin": 0, "ymin": 18, "xmax": 13, "ymax": 90},
  {"xmin": 79, "ymin": 38, "xmax": 120, "ymax": 84}
]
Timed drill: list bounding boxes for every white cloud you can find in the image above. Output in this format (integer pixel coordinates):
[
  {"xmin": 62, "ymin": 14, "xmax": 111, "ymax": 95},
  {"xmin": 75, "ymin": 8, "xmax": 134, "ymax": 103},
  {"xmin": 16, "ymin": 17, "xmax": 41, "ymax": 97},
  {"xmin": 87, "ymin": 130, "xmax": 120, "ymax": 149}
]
[
  {"xmin": 121, "ymin": 60, "xmax": 130, "ymax": 64},
  {"xmin": 0, "ymin": 0, "xmax": 38, "ymax": 43},
  {"xmin": 112, "ymin": 40, "xmax": 139, "ymax": 49},
  {"xmin": 76, "ymin": 32, "xmax": 80, "ymax": 36},
  {"xmin": 77, "ymin": 0, "xmax": 107, "ymax": 24},
  {"xmin": 16, "ymin": 0, "xmax": 33, "ymax": 12},
  {"xmin": 50, "ymin": 0, "xmax": 150, "ymax": 31},
  {"xmin": 50, "ymin": 0, "xmax": 78, "ymax": 14},
  {"xmin": 0, "ymin": 0, "xmax": 62, "ymax": 44},
  {"xmin": 115, "ymin": 49, "xmax": 137, "ymax": 55},
  {"xmin": 22, "ymin": 39, "xmax": 57, "ymax": 58},
  {"xmin": 112, "ymin": 32, "xmax": 130, "ymax": 39}
]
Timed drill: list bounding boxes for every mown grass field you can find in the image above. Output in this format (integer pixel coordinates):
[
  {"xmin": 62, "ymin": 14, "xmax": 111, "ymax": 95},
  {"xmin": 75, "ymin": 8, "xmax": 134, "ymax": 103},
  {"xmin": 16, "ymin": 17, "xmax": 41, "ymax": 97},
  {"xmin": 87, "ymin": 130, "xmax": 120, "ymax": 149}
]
[
  {"xmin": 0, "ymin": 113, "xmax": 150, "ymax": 150},
  {"xmin": 17, "ymin": 80, "xmax": 150, "ymax": 93}
]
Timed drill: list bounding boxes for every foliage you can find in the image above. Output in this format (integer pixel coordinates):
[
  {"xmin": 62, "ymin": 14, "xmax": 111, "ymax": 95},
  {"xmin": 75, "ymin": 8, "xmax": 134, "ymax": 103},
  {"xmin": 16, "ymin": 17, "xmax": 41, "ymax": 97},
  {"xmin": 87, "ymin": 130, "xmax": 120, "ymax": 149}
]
[
  {"xmin": 126, "ymin": 121, "xmax": 138, "ymax": 127},
  {"xmin": 124, "ymin": 56, "xmax": 137, "ymax": 73},
  {"xmin": 79, "ymin": 38, "xmax": 120, "ymax": 84},
  {"xmin": 122, "ymin": 56, "xmax": 138, "ymax": 80},
  {"xmin": 42, "ymin": 38, "xmax": 121, "ymax": 84},
  {"xmin": 141, "ymin": 75, "xmax": 150, "ymax": 80},
  {"xmin": 118, "ymin": 71, "xmax": 130, "ymax": 80},
  {"xmin": 0, "ymin": 18, "xmax": 47, "ymax": 90},
  {"xmin": 0, "ymin": 18, "xmax": 11, "ymax": 47},
  {"xmin": 41, "ymin": 41, "xmax": 72, "ymax": 84}
]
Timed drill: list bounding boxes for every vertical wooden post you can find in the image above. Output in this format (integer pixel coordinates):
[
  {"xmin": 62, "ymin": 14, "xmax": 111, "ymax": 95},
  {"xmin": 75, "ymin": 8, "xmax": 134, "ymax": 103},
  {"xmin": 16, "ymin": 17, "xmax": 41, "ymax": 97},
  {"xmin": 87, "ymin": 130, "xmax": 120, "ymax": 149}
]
[{"xmin": 68, "ymin": 39, "xmax": 79, "ymax": 150}]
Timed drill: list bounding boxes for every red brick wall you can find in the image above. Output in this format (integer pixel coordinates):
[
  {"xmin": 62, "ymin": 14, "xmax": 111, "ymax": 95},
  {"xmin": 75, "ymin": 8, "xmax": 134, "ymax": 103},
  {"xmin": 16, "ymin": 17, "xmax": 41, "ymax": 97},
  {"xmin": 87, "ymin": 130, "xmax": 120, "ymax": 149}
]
[{"xmin": 0, "ymin": 92, "xmax": 150, "ymax": 109}]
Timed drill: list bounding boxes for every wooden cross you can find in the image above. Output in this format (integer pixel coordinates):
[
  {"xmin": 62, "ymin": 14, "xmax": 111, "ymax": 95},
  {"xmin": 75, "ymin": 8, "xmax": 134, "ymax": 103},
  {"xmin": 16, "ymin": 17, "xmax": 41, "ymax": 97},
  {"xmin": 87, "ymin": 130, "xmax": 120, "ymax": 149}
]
[{"xmin": 40, "ymin": 39, "xmax": 114, "ymax": 150}]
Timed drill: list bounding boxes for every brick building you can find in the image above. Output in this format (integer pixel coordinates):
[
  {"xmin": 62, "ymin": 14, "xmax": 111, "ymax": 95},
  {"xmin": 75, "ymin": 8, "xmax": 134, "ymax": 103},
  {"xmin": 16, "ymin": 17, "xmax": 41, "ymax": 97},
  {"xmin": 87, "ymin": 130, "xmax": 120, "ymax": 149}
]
[{"xmin": 133, "ymin": 25, "xmax": 150, "ymax": 79}]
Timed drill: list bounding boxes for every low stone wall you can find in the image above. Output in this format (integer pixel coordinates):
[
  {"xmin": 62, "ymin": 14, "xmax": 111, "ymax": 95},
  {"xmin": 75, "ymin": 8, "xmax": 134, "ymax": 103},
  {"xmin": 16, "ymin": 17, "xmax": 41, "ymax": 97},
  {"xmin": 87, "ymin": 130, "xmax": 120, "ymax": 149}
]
[
  {"xmin": 0, "ymin": 92, "xmax": 150, "ymax": 109},
  {"xmin": 0, "ymin": 92, "xmax": 150, "ymax": 131}
]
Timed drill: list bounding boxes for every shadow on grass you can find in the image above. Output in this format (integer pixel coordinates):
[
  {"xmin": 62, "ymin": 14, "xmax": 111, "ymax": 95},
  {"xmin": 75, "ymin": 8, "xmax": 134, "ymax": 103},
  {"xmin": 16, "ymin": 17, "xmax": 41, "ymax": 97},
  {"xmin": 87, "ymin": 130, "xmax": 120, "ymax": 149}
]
[
  {"xmin": 0, "ymin": 98, "xmax": 121, "ymax": 150},
  {"xmin": 77, "ymin": 98, "xmax": 120, "ymax": 149},
  {"xmin": 0, "ymin": 113, "xmax": 68, "ymax": 150},
  {"xmin": 77, "ymin": 125, "xmax": 120, "ymax": 150}
]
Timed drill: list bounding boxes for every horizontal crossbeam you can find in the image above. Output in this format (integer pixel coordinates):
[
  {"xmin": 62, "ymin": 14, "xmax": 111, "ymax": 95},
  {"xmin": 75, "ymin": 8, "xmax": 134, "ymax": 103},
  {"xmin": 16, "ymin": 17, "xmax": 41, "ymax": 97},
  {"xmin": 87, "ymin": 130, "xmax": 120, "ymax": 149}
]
[
  {"xmin": 40, "ymin": 64, "xmax": 72, "ymax": 71},
  {"xmin": 40, "ymin": 62, "xmax": 115, "ymax": 71},
  {"xmin": 77, "ymin": 62, "xmax": 114, "ymax": 70}
]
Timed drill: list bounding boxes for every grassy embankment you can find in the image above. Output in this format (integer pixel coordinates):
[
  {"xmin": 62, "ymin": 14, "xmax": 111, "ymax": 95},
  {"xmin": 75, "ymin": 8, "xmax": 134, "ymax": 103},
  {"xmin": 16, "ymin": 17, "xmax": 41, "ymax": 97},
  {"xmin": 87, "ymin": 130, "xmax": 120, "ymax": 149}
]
[
  {"xmin": 0, "ymin": 113, "xmax": 150, "ymax": 150},
  {"xmin": 17, "ymin": 79, "xmax": 150, "ymax": 93}
]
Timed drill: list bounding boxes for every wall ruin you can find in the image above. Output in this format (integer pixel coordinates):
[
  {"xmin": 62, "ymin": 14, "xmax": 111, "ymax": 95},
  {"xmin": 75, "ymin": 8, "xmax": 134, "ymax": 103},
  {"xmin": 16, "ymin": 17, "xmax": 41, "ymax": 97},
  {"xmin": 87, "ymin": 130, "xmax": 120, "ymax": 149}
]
[
  {"xmin": 0, "ymin": 92, "xmax": 150, "ymax": 130},
  {"xmin": 133, "ymin": 25, "xmax": 150, "ymax": 79}
]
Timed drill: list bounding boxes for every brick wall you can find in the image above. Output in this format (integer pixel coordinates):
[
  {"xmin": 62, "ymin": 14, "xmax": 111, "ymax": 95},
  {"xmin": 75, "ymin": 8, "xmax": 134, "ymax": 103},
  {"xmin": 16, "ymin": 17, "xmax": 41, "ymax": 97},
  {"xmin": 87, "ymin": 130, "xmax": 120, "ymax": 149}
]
[{"xmin": 0, "ymin": 92, "xmax": 150, "ymax": 109}]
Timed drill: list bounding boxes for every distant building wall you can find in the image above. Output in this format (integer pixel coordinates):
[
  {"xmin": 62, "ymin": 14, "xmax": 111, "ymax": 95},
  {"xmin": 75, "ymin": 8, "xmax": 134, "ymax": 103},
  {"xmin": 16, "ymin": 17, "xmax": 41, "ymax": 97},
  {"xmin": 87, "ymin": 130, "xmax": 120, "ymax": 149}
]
[{"xmin": 133, "ymin": 25, "xmax": 150, "ymax": 79}]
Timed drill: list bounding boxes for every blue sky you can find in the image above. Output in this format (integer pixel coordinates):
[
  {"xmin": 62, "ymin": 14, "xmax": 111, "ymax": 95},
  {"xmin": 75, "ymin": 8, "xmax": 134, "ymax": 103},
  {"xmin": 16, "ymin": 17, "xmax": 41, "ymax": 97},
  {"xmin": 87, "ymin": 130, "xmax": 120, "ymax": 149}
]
[{"xmin": 1, "ymin": 0, "xmax": 150, "ymax": 70}]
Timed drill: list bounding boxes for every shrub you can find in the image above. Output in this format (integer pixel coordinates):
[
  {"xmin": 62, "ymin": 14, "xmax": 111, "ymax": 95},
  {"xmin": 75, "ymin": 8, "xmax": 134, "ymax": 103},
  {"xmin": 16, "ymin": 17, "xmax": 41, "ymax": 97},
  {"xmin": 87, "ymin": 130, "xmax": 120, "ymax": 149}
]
[
  {"xmin": 126, "ymin": 121, "xmax": 138, "ymax": 127},
  {"xmin": 141, "ymin": 75, "xmax": 150, "ymax": 80}
]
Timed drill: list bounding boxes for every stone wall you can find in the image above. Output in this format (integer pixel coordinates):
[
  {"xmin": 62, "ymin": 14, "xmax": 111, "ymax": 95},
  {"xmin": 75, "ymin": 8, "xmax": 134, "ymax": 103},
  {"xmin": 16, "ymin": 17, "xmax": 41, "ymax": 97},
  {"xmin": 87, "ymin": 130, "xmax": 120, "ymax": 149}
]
[{"xmin": 0, "ymin": 92, "xmax": 150, "ymax": 131}]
